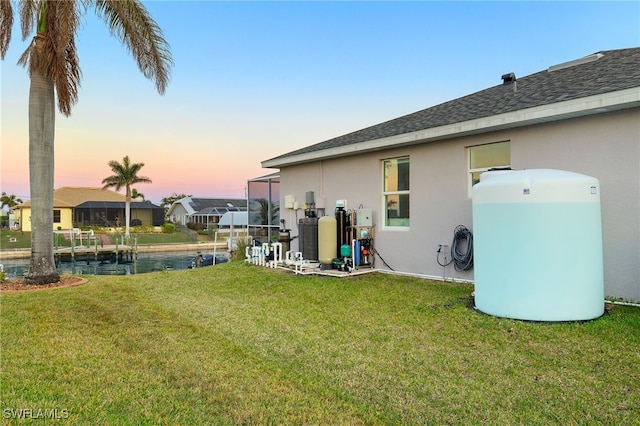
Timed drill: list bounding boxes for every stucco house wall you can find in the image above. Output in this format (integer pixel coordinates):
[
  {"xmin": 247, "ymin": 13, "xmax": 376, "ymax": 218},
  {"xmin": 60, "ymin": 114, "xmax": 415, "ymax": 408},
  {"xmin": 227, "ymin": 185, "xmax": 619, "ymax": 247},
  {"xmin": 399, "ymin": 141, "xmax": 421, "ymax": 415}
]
[
  {"xmin": 18, "ymin": 206, "xmax": 74, "ymax": 232},
  {"xmin": 266, "ymin": 48, "xmax": 639, "ymax": 301},
  {"xmin": 276, "ymin": 106, "xmax": 639, "ymax": 302},
  {"xmin": 129, "ymin": 209, "xmax": 153, "ymax": 225},
  {"xmin": 58, "ymin": 208, "xmax": 74, "ymax": 231},
  {"xmin": 15, "ymin": 187, "xmax": 164, "ymax": 231},
  {"xmin": 167, "ymin": 204, "xmax": 190, "ymax": 225}
]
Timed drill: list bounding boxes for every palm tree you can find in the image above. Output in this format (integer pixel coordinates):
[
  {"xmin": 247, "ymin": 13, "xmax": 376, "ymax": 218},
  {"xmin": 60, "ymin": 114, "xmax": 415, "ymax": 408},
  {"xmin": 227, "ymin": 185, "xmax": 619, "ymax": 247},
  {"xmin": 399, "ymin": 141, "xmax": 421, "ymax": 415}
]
[
  {"xmin": 257, "ymin": 198, "xmax": 280, "ymax": 225},
  {"xmin": 160, "ymin": 192, "xmax": 191, "ymax": 209},
  {"xmin": 131, "ymin": 188, "xmax": 145, "ymax": 202},
  {"xmin": 1, "ymin": 192, "xmax": 24, "ymax": 212},
  {"xmin": 102, "ymin": 156, "xmax": 152, "ymax": 239},
  {"xmin": 0, "ymin": 1, "xmax": 172, "ymax": 284}
]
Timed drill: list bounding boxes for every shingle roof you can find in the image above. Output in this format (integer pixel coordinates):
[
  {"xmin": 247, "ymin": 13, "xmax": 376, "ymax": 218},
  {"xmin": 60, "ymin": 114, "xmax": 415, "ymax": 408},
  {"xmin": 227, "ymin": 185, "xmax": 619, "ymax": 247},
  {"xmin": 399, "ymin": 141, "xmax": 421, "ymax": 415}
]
[
  {"xmin": 264, "ymin": 47, "xmax": 640, "ymax": 165},
  {"xmin": 188, "ymin": 198, "xmax": 247, "ymax": 212},
  {"xmin": 165, "ymin": 197, "xmax": 248, "ymax": 217},
  {"xmin": 16, "ymin": 187, "xmax": 126, "ymax": 208},
  {"xmin": 75, "ymin": 201, "xmax": 163, "ymax": 210}
]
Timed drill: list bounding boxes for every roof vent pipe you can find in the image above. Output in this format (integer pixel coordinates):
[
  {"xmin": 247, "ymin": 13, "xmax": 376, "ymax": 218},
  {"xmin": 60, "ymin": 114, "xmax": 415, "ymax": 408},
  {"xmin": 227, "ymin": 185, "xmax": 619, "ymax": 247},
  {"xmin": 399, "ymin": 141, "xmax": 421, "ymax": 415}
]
[
  {"xmin": 501, "ymin": 72, "xmax": 516, "ymax": 85},
  {"xmin": 501, "ymin": 72, "xmax": 517, "ymax": 91}
]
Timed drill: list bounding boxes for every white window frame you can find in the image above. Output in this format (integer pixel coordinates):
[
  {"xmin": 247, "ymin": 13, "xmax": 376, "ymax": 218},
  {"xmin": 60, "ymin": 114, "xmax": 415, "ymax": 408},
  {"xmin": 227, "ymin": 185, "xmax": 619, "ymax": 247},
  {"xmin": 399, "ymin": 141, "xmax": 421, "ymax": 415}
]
[
  {"xmin": 467, "ymin": 141, "xmax": 511, "ymax": 196},
  {"xmin": 382, "ymin": 156, "xmax": 410, "ymax": 229}
]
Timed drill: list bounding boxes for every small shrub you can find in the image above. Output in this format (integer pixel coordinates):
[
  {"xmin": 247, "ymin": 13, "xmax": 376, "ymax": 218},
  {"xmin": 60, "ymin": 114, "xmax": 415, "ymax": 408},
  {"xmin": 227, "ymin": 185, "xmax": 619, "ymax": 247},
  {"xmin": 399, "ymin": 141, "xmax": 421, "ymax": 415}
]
[
  {"xmin": 186, "ymin": 222, "xmax": 204, "ymax": 231},
  {"xmin": 80, "ymin": 226, "xmax": 108, "ymax": 233},
  {"xmin": 232, "ymin": 238, "xmax": 251, "ymax": 262},
  {"xmin": 130, "ymin": 218, "xmax": 143, "ymax": 226},
  {"xmin": 131, "ymin": 225, "xmax": 155, "ymax": 234},
  {"xmin": 161, "ymin": 222, "xmax": 175, "ymax": 234}
]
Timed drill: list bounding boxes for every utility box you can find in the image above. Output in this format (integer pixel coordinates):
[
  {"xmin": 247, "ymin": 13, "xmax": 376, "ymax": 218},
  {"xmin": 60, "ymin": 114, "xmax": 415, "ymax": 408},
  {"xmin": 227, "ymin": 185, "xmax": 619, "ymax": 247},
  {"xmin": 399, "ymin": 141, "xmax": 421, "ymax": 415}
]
[
  {"xmin": 284, "ymin": 195, "xmax": 295, "ymax": 209},
  {"xmin": 355, "ymin": 209, "xmax": 372, "ymax": 227}
]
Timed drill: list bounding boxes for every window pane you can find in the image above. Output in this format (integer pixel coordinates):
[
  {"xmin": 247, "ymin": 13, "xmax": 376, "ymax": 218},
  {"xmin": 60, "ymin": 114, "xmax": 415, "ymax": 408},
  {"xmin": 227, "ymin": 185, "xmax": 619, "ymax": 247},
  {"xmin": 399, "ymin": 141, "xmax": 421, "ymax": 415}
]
[
  {"xmin": 384, "ymin": 157, "xmax": 410, "ymax": 191},
  {"xmin": 248, "ymin": 178, "xmax": 280, "ymax": 226},
  {"xmin": 385, "ymin": 194, "xmax": 410, "ymax": 226},
  {"xmin": 384, "ymin": 160, "xmax": 397, "ymax": 192},
  {"xmin": 398, "ymin": 158, "xmax": 410, "ymax": 191},
  {"xmin": 470, "ymin": 141, "xmax": 510, "ymax": 169}
]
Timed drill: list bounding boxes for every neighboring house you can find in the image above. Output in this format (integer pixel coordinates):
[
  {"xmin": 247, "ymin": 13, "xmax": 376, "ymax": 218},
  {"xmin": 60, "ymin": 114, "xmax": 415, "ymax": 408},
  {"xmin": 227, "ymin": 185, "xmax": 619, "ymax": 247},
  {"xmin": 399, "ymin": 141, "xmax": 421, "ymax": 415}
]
[
  {"xmin": 262, "ymin": 47, "xmax": 640, "ymax": 302},
  {"xmin": 14, "ymin": 187, "xmax": 165, "ymax": 231},
  {"xmin": 165, "ymin": 197, "xmax": 247, "ymax": 229}
]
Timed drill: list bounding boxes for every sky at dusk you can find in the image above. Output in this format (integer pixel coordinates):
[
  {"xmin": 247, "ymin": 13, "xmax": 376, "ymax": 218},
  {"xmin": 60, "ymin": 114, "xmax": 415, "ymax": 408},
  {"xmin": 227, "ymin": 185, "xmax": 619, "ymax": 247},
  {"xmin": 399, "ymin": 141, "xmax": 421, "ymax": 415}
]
[{"xmin": 1, "ymin": 1, "xmax": 639, "ymax": 205}]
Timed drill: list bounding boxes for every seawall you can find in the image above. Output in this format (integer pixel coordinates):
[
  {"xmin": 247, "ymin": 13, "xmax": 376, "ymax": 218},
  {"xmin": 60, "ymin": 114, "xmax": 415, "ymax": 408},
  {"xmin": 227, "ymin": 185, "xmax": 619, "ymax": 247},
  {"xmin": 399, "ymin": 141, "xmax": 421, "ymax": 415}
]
[{"xmin": 0, "ymin": 242, "xmax": 227, "ymax": 260}]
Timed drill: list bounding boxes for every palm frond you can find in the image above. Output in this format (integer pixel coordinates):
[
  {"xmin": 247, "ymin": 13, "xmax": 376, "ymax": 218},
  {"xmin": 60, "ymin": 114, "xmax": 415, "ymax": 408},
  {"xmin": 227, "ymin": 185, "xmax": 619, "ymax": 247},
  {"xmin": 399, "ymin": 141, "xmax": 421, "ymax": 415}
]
[
  {"xmin": 102, "ymin": 156, "xmax": 152, "ymax": 192},
  {"xmin": 17, "ymin": 1, "xmax": 82, "ymax": 116},
  {"xmin": 48, "ymin": 0, "xmax": 82, "ymax": 116},
  {"xmin": 94, "ymin": 0, "xmax": 172, "ymax": 95},
  {"xmin": 18, "ymin": 0, "xmax": 37, "ymax": 41},
  {"xmin": 0, "ymin": 0, "xmax": 13, "ymax": 59},
  {"xmin": 10, "ymin": 0, "xmax": 170, "ymax": 115}
]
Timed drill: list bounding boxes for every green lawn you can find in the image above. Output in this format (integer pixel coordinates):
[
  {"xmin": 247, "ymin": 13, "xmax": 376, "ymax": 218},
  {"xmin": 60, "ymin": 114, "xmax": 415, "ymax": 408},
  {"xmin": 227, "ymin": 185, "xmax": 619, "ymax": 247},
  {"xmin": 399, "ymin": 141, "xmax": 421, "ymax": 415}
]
[
  {"xmin": 0, "ymin": 229, "xmax": 30, "ymax": 249},
  {"xmin": 1, "ymin": 263, "xmax": 639, "ymax": 424}
]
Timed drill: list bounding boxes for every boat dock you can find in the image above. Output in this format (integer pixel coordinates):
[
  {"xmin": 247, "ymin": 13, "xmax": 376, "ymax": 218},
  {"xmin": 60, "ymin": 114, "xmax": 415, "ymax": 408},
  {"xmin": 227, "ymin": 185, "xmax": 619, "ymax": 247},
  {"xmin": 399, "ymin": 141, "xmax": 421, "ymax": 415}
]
[{"xmin": 54, "ymin": 244, "xmax": 137, "ymax": 263}]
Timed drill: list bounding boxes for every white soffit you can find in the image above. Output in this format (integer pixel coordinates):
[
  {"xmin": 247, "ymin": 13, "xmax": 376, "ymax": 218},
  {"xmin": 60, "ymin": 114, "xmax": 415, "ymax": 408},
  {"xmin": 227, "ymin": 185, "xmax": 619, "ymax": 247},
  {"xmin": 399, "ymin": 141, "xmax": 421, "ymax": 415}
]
[{"xmin": 262, "ymin": 87, "xmax": 640, "ymax": 168}]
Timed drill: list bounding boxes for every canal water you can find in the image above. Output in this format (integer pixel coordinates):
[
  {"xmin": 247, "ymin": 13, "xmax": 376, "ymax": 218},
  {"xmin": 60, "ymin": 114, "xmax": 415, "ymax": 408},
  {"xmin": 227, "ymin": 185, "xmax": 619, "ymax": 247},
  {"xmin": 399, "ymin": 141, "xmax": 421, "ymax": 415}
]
[{"xmin": 1, "ymin": 250, "xmax": 229, "ymax": 278}]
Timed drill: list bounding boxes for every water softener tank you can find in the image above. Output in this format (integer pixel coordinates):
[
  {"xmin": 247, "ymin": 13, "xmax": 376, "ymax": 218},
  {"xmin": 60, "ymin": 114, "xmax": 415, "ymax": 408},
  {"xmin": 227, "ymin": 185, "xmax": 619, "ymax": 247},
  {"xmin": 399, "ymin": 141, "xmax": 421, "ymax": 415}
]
[
  {"xmin": 472, "ymin": 169, "xmax": 604, "ymax": 321},
  {"xmin": 318, "ymin": 216, "xmax": 337, "ymax": 265},
  {"xmin": 298, "ymin": 217, "xmax": 318, "ymax": 261}
]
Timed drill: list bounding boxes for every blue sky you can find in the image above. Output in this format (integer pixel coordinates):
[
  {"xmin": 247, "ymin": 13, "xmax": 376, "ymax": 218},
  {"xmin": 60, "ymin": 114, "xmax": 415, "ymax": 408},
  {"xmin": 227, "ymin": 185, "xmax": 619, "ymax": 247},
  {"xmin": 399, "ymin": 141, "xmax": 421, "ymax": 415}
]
[{"xmin": 1, "ymin": 1, "xmax": 639, "ymax": 204}]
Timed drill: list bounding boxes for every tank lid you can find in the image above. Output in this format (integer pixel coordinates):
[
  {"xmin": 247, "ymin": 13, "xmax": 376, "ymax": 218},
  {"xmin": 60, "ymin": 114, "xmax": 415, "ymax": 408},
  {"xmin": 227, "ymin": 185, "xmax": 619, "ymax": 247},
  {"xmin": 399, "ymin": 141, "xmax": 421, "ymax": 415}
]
[{"xmin": 472, "ymin": 169, "xmax": 600, "ymax": 204}]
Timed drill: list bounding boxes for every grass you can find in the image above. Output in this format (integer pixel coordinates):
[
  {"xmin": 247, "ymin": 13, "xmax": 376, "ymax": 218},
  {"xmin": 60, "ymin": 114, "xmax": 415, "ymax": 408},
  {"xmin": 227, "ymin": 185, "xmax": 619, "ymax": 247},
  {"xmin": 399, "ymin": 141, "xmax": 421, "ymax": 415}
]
[
  {"xmin": 1, "ymin": 263, "xmax": 639, "ymax": 424},
  {"xmin": 0, "ymin": 229, "xmax": 30, "ymax": 249}
]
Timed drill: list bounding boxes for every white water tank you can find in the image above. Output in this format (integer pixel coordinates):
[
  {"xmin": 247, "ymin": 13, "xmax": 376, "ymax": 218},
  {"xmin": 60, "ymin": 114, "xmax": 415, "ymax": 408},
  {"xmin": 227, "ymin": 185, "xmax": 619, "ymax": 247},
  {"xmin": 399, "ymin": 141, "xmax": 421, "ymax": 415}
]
[{"xmin": 472, "ymin": 169, "xmax": 604, "ymax": 321}]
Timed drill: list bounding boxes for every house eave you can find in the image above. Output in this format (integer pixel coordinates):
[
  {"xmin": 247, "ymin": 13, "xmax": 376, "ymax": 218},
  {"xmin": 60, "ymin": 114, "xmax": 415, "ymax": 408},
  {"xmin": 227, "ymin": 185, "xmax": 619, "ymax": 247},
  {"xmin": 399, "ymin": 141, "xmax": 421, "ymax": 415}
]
[{"xmin": 262, "ymin": 87, "xmax": 640, "ymax": 169}]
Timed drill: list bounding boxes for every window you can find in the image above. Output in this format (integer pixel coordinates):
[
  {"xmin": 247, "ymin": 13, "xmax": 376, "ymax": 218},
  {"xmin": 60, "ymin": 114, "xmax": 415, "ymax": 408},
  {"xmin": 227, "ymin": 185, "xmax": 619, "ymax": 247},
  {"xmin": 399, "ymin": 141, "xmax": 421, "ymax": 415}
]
[
  {"xmin": 53, "ymin": 210, "xmax": 61, "ymax": 223},
  {"xmin": 383, "ymin": 157, "xmax": 410, "ymax": 227},
  {"xmin": 468, "ymin": 141, "xmax": 511, "ymax": 190}
]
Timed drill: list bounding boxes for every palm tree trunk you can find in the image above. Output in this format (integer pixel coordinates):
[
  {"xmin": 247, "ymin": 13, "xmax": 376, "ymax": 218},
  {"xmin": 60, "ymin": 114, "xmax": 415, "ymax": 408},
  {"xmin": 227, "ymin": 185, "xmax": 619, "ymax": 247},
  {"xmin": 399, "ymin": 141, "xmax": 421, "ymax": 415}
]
[
  {"xmin": 125, "ymin": 186, "xmax": 131, "ymax": 239},
  {"xmin": 25, "ymin": 67, "xmax": 60, "ymax": 284}
]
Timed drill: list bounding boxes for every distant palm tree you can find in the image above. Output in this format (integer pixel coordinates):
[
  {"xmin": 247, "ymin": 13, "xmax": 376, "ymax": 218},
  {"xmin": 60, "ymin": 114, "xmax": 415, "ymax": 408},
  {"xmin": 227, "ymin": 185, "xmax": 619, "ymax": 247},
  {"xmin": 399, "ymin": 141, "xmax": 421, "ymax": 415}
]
[
  {"xmin": 102, "ymin": 156, "xmax": 152, "ymax": 239},
  {"xmin": 131, "ymin": 188, "xmax": 146, "ymax": 202},
  {"xmin": 0, "ymin": 0, "xmax": 172, "ymax": 284},
  {"xmin": 161, "ymin": 193, "xmax": 191, "ymax": 210},
  {"xmin": 1, "ymin": 192, "xmax": 23, "ymax": 212},
  {"xmin": 257, "ymin": 198, "xmax": 279, "ymax": 226}
]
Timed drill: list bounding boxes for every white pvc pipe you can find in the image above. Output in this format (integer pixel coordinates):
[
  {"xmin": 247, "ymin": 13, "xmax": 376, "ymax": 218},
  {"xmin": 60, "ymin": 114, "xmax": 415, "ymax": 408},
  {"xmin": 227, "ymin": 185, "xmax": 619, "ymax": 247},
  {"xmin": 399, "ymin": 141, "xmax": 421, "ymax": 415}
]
[
  {"xmin": 213, "ymin": 231, "xmax": 218, "ymax": 262},
  {"xmin": 271, "ymin": 242, "xmax": 283, "ymax": 264},
  {"xmin": 294, "ymin": 252, "xmax": 304, "ymax": 274},
  {"xmin": 261, "ymin": 243, "xmax": 270, "ymax": 266},
  {"xmin": 352, "ymin": 239, "xmax": 356, "ymax": 271}
]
